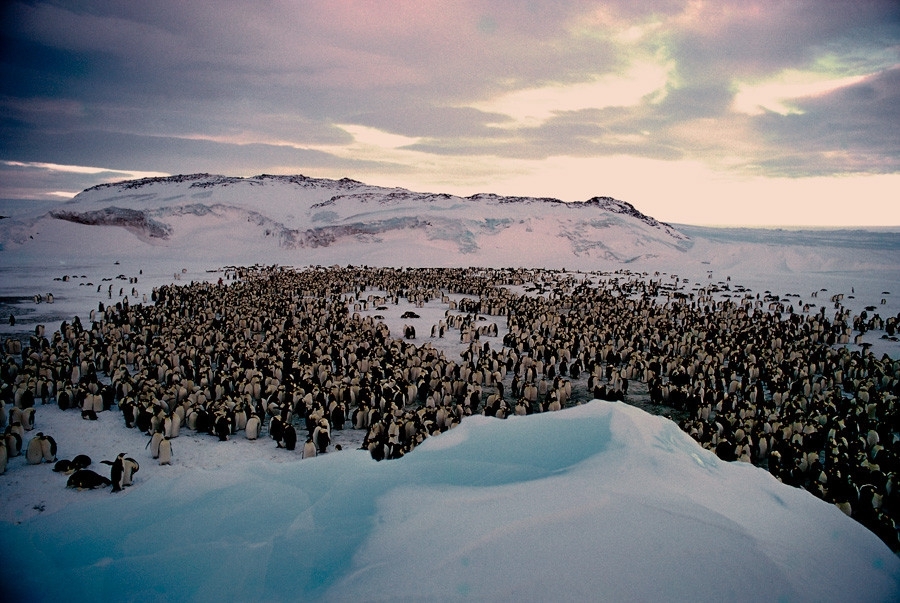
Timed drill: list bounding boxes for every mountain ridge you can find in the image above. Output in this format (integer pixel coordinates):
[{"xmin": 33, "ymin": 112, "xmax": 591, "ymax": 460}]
[{"xmin": 53, "ymin": 172, "xmax": 691, "ymax": 262}]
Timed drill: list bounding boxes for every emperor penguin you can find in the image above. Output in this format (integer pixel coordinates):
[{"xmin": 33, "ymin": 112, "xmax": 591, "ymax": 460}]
[
  {"xmin": 122, "ymin": 457, "xmax": 140, "ymax": 486},
  {"xmin": 147, "ymin": 429, "xmax": 164, "ymax": 459},
  {"xmin": 53, "ymin": 458, "xmax": 75, "ymax": 473},
  {"xmin": 282, "ymin": 423, "xmax": 297, "ymax": 451},
  {"xmin": 104, "ymin": 453, "xmax": 126, "ymax": 492},
  {"xmin": 67, "ymin": 469, "xmax": 111, "ymax": 490},
  {"xmin": 0, "ymin": 440, "xmax": 7, "ymax": 474},
  {"xmin": 313, "ymin": 419, "xmax": 331, "ymax": 454},
  {"xmin": 302, "ymin": 437, "xmax": 317, "ymax": 459},
  {"xmin": 20, "ymin": 407, "xmax": 35, "ymax": 431},
  {"xmin": 158, "ymin": 437, "xmax": 172, "ymax": 465},
  {"xmin": 71, "ymin": 454, "xmax": 92, "ymax": 470},
  {"xmin": 26, "ymin": 433, "xmax": 45, "ymax": 464},
  {"xmin": 40, "ymin": 433, "xmax": 57, "ymax": 462},
  {"xmin": 214, "ymin": 413, "xmax": 231, "ymax": 441},
  {"xmin": 245, "ymin": 415, "xmax": 261, "ymax": 440}
]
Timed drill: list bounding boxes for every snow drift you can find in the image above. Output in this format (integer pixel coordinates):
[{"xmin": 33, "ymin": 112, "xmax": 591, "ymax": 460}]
[{"xmin": 2, "ymin": 401, "xmax": 897, "ymax": 602}]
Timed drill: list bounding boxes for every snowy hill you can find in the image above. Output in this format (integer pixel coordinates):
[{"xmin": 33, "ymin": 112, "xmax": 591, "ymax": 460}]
[
  {"xmin": 3, "ymin": 173, "xmax": 898, "ymax": 279},
  {"xmin": 4, "ymin": 172, "xmax": 690, "ymax": 266},
  {"xmin": 2, "ymin": 401, "xmax": 897, "ymax": 602}
]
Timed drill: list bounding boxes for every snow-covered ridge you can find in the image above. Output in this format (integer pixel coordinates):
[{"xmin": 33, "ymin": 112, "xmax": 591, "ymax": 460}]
[
  {"xmin": 65, "ymin": 173, "xmax": 688, "ymax": 262},
  {"xmin": 49, "ymin": 207, "xmax": 172, "ymax": 241}
]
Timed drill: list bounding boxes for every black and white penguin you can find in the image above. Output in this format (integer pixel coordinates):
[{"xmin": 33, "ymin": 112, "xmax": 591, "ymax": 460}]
[
  {"xmin": 245, "ymin": 415, "xmax": 261, "ymax": 440},
  {"xmin": 233, "ymin": 405, "xmax": 248, "ymax": 432},
  {"xmin": 120, "ymin": 399, "xmax": 136, "ymax": 428},
  {"xmin": 67, "ymin": 469, "xmax": 112, "ymax": 490},
  {"xmin": 158, "ymin": 437, "xmax": 172, "ymax": 465},
  {"xmin": 20, "ymin": 407, "xmax": 35, "ymax": 431},
  {"xmin": 26, "ymin": 432, "xmax": 45, "ymax": 465},
  {"xmin": 71, "ymin": 454, "xmax": 92, "ymax": 470},
  {"xmin": 40, "ymin": 433, "xmax": 57, "ymax": 462},
  {"xmin": 4, "ymin": 426, "xmax": 22, "ymax": 457},
  {"xmin": 330, "ymin": 403, "xmax": 346, "ymax": 430},
  {"xmin": 214, "ymin": 414, "xmax": 231, "ymax": 442},
  {"xmin": 122, "ymin": 457, "xmax": 139, "ymax": 486},
  {"xmin": 147, "ymin": 430, "xmax": 163, "ymax": 459},
  {"xmin": 282, "ymin": 424, "xmax": 297, "ymax": 451},
  {"xmin": 103, "ymin": 453, "xmax": 126, "ymax": 492},
  {"xmin": 53, "ymin": 458, "xmax": 75, "ymax": 473},
  {"xmin": 302, "ymin": 437, "xmax": 317, "ymax": 459},
  {"xmin": 57, "ymin": 388, "xmax": 72, "ymax": 411},
  {"xmin": 313, "ymin": 419, "xmax": 330, "ymax": 454},
  {"xmin": 269, "ymin": 415, "xmax": 284, "ymax": 444},
  {"xmin": 0, "ymin": 439, "xmax": 6, "ymax": 474}
]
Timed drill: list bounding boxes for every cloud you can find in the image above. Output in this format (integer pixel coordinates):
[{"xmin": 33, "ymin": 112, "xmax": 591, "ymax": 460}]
[
  {"xmin": 2, "ymin": 160, "xmax": 167, "ymax": 178},
  {"xmin": 0, "ymin": 160, "xmax": 168, "ymax": 200},
  {"xmin": 469, "ymin": 59, "xmax": 672, "ymax": 128},
  {"xmin": 0, "ymin": 1, "xmax": 898, "ymax": 223},
  {"xmin": 733, "ymin": 71, "xmax": 872, "ymax": 116},
  {"xmin": 748, "ymin": 66, "xmax": 900, "ymax": 176}
]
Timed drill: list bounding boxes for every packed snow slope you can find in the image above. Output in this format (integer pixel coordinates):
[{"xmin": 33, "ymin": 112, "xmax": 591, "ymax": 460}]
[{"xmin": 2, "ymin": 401, "xmax": 897, "ymax": 602}]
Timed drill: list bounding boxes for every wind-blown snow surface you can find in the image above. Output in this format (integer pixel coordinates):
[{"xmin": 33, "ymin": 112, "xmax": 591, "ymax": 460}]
[{"xmin": 3, "ymin": 401, "xmax": 898, "ymax": 602}]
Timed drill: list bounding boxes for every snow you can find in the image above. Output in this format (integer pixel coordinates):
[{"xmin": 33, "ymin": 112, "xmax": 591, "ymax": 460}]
[
  {"xmin": 2, "ymin": 402, "xmax": 898, "ymax": 602},
  {"xmin": 1, "ymin": 175, "xmax": 899, "ymax": 601}
]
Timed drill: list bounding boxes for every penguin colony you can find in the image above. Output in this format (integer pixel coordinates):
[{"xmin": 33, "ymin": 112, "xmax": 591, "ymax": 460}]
[{"xmin": 1, "ymin": 264, "xmax": 898, "ymax": 552}]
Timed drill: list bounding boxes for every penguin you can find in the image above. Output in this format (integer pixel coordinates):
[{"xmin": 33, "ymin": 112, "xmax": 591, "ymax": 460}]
[
  {"xmin": 103, "ymin": 453, "xmax": 126, "ymax": 492},
  {"xmin": 214, "ymin": 414, "xmax": 231, "ymax": 441},
  {"xmin": 67, "ymin": 469, "xmax": 112, "ymax": 490},
  {"xmin": 57, "ymin": 388, "xmax": 72, "ymax": 410},
  {"xmin": 40, "ymin": 433, "xmax": 57, "ymax": 462},
  {"xmin": 20, "ymin": 407, "xmax": 35, "ymax": 431},
  {"xmin": 147, "ymin": 430, "xmax": 163, "ymax": 459},
  {"xmin": 233, "ymin": 406, "xmax": 248, "ymax": 432},
  {"xmin": 53, "ymin": 458, "xmax": 75, "ymax": 473},
  {"xmin": 0, "ymin": 440, "xmax": 6, "ymax": 474},
  {"xmin": 122, "ymin": 457, "xmax": 139, "ymax": 486},
  {"xmin": 71, "ymin": 454, "xmax": 92, "ymax": 470},
  {"xmin": 26, "ymin": 433, "xmax": 45, "ymax": 464},
  {"xmin": 164, "ymin": 415, "xmax": 180, "ymax": 439},
  {"xmin": 120, "ymin": 399, "xmax": 136, "ymax": 428},
  {"xmin": 330, "ymin": 403, "xmax": 346, "ymax": 430},
  {"xmin": 245, "ymin": 415, "xmax": 261, "ymax": 440},
  {"xmin": 302, "ymin": 437, "xmax": 317, "ymax": 459},
  {"xmin": 269, "ymin": 415, "xmax": 284, "ymax": 444},
  {"xmin": 282, "ymin": 423, "xmax": 297, "ymax": 451},
  {"xmin": 158, "ymin": 437, "xmax": 172, "ymax": 465},
  {"xmin": 313, "ymin": 419, "xmax": 331, "ymax": 454}
]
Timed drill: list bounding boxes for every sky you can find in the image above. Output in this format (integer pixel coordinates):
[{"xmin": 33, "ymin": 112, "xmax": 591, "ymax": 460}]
[{"xmin": 1, "ymin": 1, "xmax": 899, "ymax": 226}]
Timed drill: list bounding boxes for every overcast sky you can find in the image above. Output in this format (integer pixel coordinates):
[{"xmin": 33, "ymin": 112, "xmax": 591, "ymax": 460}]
[{"xmin": 2, "ymin": 1, "xmax": 898, "ymax": 225}]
